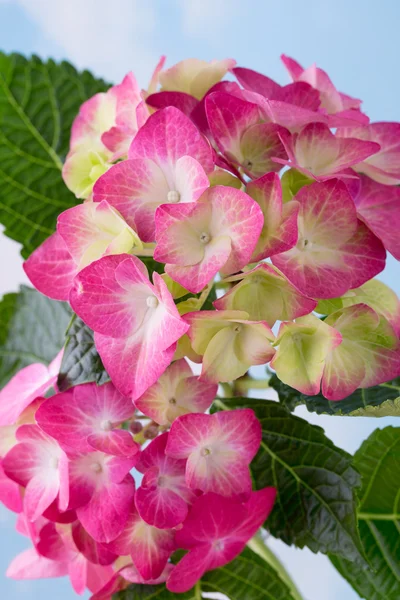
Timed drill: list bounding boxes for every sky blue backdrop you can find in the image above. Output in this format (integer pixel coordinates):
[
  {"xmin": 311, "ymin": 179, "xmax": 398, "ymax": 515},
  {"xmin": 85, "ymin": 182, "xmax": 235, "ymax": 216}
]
[{"xmin": 0, "ymin": 1, "xmax": 399, "ymax": 599}]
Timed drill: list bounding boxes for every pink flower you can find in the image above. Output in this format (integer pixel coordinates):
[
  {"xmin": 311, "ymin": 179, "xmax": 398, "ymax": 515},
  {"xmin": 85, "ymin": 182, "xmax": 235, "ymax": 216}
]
[
  {"xmin": 337, "ymin": 122, "xmax": 400, "ymax": 185},
  {"xmin": 276, "ymin": 122, "xmax": 380, "ymax": 180},
  {"xmin": 3, "ymin": 424, "xmax": 69, "ymax": 521},
  {"xmin": 154, "ymin": 185, "xmax": 264, "ymax": 293},
  {"xmin": 107, "ymin": 501, "xmax": 176, "ymax": 580},
  {"xmin": 35, "ymin": 382, "xmax": 139, "ymax": 457},
  {"xmin": 167, "ymin": 488, "xmax": 276, "ymax": 593},
  {"xmin": 165, "ymin": 409, "xmax": 261, "ymax": 499},
  {"xmin": 24, "ymin": 200, "xmax": 141, "ymax": 301},
  {"xmin": 135, "ymin": 358, "xmax": 217, "ymax": 426},
  {"xmin": 183, "ymin": 310, "xmax": 275, "ymax": 383},
  {"xmin": 70, "ymin": 254, "xmax": 188, "ymax": 399},
  {"xmin": 135, "ymin": 432, "xmax": 196, "ymax": 529},
  {"xmin": 93, "ymin": 107, "xmax": 214, "ymax": 242},
  {"xmin": 0, "ymin": 350, "xmax": 63, "ymax": 426},
  {"xmin": 272, "ymin": 179, "xmax": 386, "ymax": 298},
  {"xmin": 68, "ymin": 450, "xmax": 136, "ymax": 543}
]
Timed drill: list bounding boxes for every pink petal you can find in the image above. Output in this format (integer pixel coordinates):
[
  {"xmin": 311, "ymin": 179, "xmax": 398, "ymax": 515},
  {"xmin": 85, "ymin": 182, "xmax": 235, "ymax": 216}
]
[
  {"xmin": 146, "ymin": 91, "xmax": 199, "ymax": 114},
  {"xmin": 232, "ymin": 67, "xmax": 282, "ymax": 98},
  {"xmin": 239, "ymin": 122, "xmax": 288, "ymax": 178},
  {"xmin": 166, "ymin": 544, "xmax": 213, "ymax": 593},
  {"xmin": 77, "ymin": 473, "xmax": 135, "ymax": 543},
  {"xmin": 23, "ymin": 232, "xmax": 77, "ymax": 301},
  {"xmin": 136, "ymin": 479, "xmax": 189, "ymax": 529},
  {"xmin": 128, "ymin": 106, "xmax": 214, "ymax": 173},
  {"xmin": 233, "ymin": 487, "xmax": 277, "ymax": 539},
  {"xmin": 272, "ymin": 179, "xmax": 386, "ymax": 298},
  {"xmin": 353, "ymin": 175, "xmax": 400, "ymax": 259},
  {"xmin": 107, "ymin": 503, "xmax": 175, "ymax": 580},
  {"xmin": 23, "ymin": 471, "xmax": 60, "ymax": 521},
  {"xmin": 36, "ymin": 382, "xmax": 136, "ymax": 456},
  {"xmin": 0, "ymin": 362, "xmax": 57, "ymax": 426},
  {"xmin": 7, "ymin": 548, "xmax": 69, "ymax": 580},
  {"xmin": 72, "ymin": 521, "xmax": 117, "ymax": 566},
  {"xmin": 246, "ymin": 172, "xmax": 299, "ymax": 260},
  {"xmin": 0, "ymin": 463, "xmax": 22, "ymax": 512}
]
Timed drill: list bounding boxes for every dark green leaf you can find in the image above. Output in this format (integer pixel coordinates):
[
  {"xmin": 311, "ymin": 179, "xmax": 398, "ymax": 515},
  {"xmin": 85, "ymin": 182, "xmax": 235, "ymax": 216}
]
[
  {"xmin": 57, "ymin": 315, "xmax": 110, "ymax": 391},
  {"xmin": 213, "ymin": 397, "xmax": 366, "ymax": 564},
  {"xmin": 200, "ymin": 284, "xmax": 217, "ymax": 311},
  {"xmin": 114, "ymin": 547, "xmax": 299, "ymax": 600},
  {"xmin": 270, "ymin": 374, "xmax": 400, "ymax": 417},
  {"xmin": 0, "ymin": 285, "xmax": 71, "ymax": 387},
  {"xmin": 0, "ymin": 52, "xmax": 109, "ymax": 257},
  {"xmin": 330, "ymin": 426, "xmax": 400, "ymax": 600},
  {"xmin": 141, "ymin": 256, "xmax": 165, "ymax": 277}
]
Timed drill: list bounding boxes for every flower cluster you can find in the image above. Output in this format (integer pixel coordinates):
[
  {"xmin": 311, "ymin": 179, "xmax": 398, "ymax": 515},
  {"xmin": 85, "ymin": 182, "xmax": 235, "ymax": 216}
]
[
  {"xmin": 0, "ymin": 361, "xmax": 274, "ymax": 595},
  {"xmin": 1, "ymin": 54, "xmax": 400, "ymax": 597}
]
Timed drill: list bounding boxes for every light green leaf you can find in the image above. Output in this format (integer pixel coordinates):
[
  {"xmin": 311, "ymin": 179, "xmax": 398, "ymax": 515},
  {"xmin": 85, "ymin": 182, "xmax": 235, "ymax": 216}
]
[
  {"xmin": 330, "ymin": 427, "xmax": 400, "ymax": 600},
  {"xmin": 270, "ymin": 374, "xmax": 400, "ymax": 417},
  {"xmin": 57, "ymin": 315, "xmax": 110, "ymax": 391},
  {"xmin": 0, "ymin": 52, "xmax": 109, "ymax": 257},
  {"xmin": 212, "ymin": 398, "xmax": 366, "ymax": 564},
  {"xmin": 0, "ymin": 285, "xmax": 71, "ymax": 387}
]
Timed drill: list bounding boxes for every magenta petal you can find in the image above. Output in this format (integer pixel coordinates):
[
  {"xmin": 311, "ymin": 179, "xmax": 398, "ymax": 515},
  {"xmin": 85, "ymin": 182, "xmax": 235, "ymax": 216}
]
[
  {"xmin": 72, "ymin": 521, "xmax": 117, "ymax": 566},
  {"xmin": 24, "ymin": 471, "xmax": 59, "ymax": 521},
  {"xmin": 23, "ymin": 232, "xmax": 77, "ymax": 301},
  {"xmin": 234, "ymin": 488, "xmax": 277, "ymax": 539},
  {"xmin": 146, "ymin": 91, "xmax": 199, "ymax": 114},
  {"xmin": 0, "ymin": 463, "xmax": 22, "ymax": 512},
  {"xmin": 87, "ymin": 429, "xmax": 139, "ymax": 457},
  {"xmin": 167, "ymin": 544, "xmax": 212, "ymax": 593},
  {"xmin": 77, "ymin": 474, "xmax": 135, "ymax": 543}
]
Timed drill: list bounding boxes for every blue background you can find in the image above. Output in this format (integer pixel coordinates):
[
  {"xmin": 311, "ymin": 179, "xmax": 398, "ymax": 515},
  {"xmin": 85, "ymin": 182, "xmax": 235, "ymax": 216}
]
[{"xmin": 0, "ymin": 1, "xmax": 399, "ymax": 599}]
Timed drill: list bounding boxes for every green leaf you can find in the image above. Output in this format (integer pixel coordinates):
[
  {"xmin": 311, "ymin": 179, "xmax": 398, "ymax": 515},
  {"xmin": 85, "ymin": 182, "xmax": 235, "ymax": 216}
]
[
  {"xmin": 330, "ymin": 426, "xmax": 400, "ymax": 600},
  {"xmin": 212, "ymin": 397, "xmax": 366, "ymax": 564},
  {"xmin": 57, "ymin": 315, "xmax": 110, "ymax": 392},
  {"xmin": 270, "ymin": 373, "xmax": 400, "ymax": 417},
  {"xmin": 0, "ymin": 52, "xmax": 109, "ymax": 257},
  {"xmin": 141, "ymin": 256, "xmax": 165, "ymax": 277},
  {"xmin": 114, "ymin": 547, "xmax": 299, "ymax": 600},
  {"xmin": 0, "ymin": 285, "xmax": 71, "ymax": 387}
]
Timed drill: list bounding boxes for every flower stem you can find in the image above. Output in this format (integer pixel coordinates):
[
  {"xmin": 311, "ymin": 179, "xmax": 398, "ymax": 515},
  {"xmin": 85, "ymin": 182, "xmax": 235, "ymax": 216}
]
[
  {"xmin": 247, "ymin": 533, "xmax": 303, "ymax": 600},
  {"xmin": 194, "ymin": 580, "xmax": 202, "ymax": 600}
]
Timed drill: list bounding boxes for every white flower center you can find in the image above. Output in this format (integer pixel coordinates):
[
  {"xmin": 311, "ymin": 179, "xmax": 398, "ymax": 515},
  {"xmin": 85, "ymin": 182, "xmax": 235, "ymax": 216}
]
[
  {"xmin": 233, "ymin": 324, "xmax": 242, "ymax": 333},
  {"xmin": 167, "ymin": 190, "xmax": 181, "ymax": 203},
  {"xmin": 146, "ymin": 295, "xmax": 159, "ymax": 309},
  {"xmin": 100, "ymin": 419, "xmax": 113, "ymax": 431},
  {"xmin": 200, "ymin": 447, "xmax": 211, "ymax": 457},
  {"xmin": 91, "ymin": 462, "xmax": 103, "ymax": 474},
  {"xmin": 199, "ymin": 232, "xmax": 211, "ymax": 244},
  {"xmin": 299, "ymin": 238, "xmax": 313, "ymax": 251}
]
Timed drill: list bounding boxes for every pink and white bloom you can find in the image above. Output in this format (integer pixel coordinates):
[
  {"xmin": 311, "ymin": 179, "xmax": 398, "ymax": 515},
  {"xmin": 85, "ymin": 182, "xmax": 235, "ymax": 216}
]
[
  {"xmin": 159, "ymin": 58, "xmax": 236, "ymax": 100},
  {"xmin": 166, "ymin": 409, "xmax": 261, "ymax": 499},
  {"xmin": 135, "ymin": 358, "xmax": 217, "ymax": 425},
  {"xmin": 3, "ymin": 425, "xmax": 69, "ymax": 521},
  {"xmin": 154, "ymin": 185, "xmax": 264, "ymax": 293},
  {"xmin": 270, "ymin": 314, "xmax": 342, "ymax": 396},
  {"xmin": 337, "ymin": 122, "xmax": 400, "ymax": 184},
  {"xmin": 107, "ymin": 501, "xmax": 176, "ymax": 580},
  {"xmin": 135, "ymin": 432, "xmax": 196, "ymax": 529},
  {"xmin": 205, "ymin": 92, "xmax": 288, "ymax": 178},
  {"xmin": 167, "ymin": 488, "xmax": 276, "ymax": 593},
  {"xmin": 246, "ymin": 172, "xmax": 299, "ymax": 260},
  {"xmin": 0, "ymin": 351, "xmax": 62, "ymax": 426},
  {"xmin": 214, "ymin": 263, "xmax": 317, "ymax": 327},
  {"xmin": 35, "ymin": 382, "xmax": 138, "ymax": 457},
  {"xmin": 68, "ymin": 450, "xmax": 136, "ymax": 543},
  {"xmin": 184, "ymin": 310, "xmax": 275, "ymax": 383},
  {"xmin": 70, "ymin": 254, "xmax": 188, "ymax": 399},
  {"xmin": 0, "ymin": 463, "xmax": 22, "ymax": 513},
  {"xmin": 90, "ymin": 562, "xmax": 174, "ymax": 600},
  {"xmin": 93, "ymin": 107, "xmax": 214, "ymax": 242},
  {"xmin": 272, "ymin": 179, "xmax": 386, "ymax": 298},
  {"xmin": 276, "ymin": 123, "xmax": 380, "ymax": 180},
  {"xmin": 24, "ymin": 201, "xmax": 141, "ymax": 301},
  {"xmin": 322, "ymin": 304, "xmax": 400, "ymax": 400}
]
